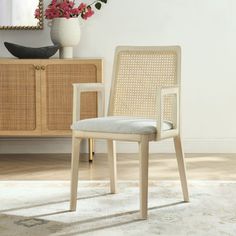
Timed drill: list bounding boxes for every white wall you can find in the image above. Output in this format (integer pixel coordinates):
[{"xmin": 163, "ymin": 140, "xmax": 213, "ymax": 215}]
[
  {"xmin": 0, "ymin": 0, "xmax": 235, "ymax": 153},
  {"xmin": 0, "ymin": 0, "xmax": 12, "ymax": 25}
]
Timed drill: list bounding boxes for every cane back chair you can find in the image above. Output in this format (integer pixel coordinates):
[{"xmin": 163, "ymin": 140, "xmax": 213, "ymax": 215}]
[{"xmin": 70, "ymin": 46, "xmax": 189, "ymax": 219}]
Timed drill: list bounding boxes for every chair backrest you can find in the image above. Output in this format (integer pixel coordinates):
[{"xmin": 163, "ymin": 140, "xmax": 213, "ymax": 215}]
[{"xmin": 108, "ymin": 46, "xmax": 181, "ymax": 122}]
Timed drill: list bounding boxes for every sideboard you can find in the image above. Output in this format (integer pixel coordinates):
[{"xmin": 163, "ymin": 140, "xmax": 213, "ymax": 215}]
[{"xmin": 0, "ymin": 58, "xmax": 102, "ymax": 160}]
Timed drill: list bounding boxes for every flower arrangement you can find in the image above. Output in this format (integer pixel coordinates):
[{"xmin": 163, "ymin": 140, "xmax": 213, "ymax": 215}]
[{"xmin": 35, "ymin": 0, "xmax": 107, "ymax": 20}]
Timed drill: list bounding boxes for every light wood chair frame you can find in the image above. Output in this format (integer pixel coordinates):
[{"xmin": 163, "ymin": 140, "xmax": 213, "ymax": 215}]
[{"xmin": 70, "ymin": 46, "xmax": 189, "ymax": 219}]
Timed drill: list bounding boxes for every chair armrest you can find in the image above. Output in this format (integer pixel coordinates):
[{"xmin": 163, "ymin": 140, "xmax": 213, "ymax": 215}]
[
  {"xmin": 73, "ymin": 83, "xmax": 105, "ymax": 122},
  {"xmin": 156, "ymin": 86, "xmax": 180, "ymax": 140}
]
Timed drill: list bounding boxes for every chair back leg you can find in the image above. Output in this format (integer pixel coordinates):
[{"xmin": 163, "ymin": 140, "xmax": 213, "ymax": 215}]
[
  {"xmin": 139, "ymin": 135, "xmax": 149, "ymax": 219},
  {"xmin": 70, "ymin": 137, "xmax": 81, "ymax": 211},
  {"xmin": 174, "ymin": 136, "xmax": 189, "ymax": 202},
  {"xmin": 107, "ymin": 140, "xmax": 117, "ymax": 193}
]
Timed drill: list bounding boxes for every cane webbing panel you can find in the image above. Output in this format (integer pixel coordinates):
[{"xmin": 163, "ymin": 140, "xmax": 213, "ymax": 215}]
[
  {"xmin": 0, "ymin": 64, "xmax": 36, "ymax": 130},
  {"xmin": 46, "ymin": 64, "xmax": 97, "ymax": 130},
  {"xmin": 111, "ymin": 49, "xmax": 178, "ymax": 122}
]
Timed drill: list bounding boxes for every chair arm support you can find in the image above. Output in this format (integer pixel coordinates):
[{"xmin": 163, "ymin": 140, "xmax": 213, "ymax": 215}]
[
  {"xmin": 72, "ymin": 83, "xmax": 105, "ymax": 123},
  {"xmin": 156, "ymin": 86, "xmax": 180, "ymax": 140}
]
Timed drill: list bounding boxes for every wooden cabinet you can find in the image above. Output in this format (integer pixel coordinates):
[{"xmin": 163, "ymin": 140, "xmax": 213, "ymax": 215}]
[{"xmin": 0, "ymin": 59, "xmax": 102, "ymax": 137}]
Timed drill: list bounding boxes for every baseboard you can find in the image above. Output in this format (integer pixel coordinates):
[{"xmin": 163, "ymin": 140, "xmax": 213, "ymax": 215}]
[
  {"xmin": 0, "ymin": 138, "xmax": 235, "ymax": 154},
  {"xmin": 95, "ymin": 138, "xmax": 236, "ymax": 153}
]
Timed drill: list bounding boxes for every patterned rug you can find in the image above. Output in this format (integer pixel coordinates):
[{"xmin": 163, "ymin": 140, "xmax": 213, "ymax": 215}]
[{"xmin": 0, "ymin": 181, "xmax": 235, "ymax": 236}]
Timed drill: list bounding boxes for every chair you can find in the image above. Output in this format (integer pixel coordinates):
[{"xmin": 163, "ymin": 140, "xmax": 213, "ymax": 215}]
[{"xmin": 70, "ymin": 46, "xmax": 189, "ymax": 219}]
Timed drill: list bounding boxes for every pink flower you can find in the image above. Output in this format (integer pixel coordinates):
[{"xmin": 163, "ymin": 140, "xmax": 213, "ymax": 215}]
[
  {"xmin": 42, "ymin": 0, "xmax": 106, "ymax": 20},
  {"xmin": 81, "ymin": 6, "xmax": 94, "ymax": 20},
  {"xmin": 78, "ymin": 3, "xmax": 87, "ymax": 12},
  {"xmin": 34, "ymin": 8, "xmax": 40, "ymax": 19},
  {"xmin": 71, "ymin": 8, "xmax": 80, "ymax": 16}
]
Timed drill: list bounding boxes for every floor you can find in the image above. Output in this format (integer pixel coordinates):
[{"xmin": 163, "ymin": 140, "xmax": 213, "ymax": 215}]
[{"xmin": 0, "ymin": 153, "xmax": 235, "ymax": 180}]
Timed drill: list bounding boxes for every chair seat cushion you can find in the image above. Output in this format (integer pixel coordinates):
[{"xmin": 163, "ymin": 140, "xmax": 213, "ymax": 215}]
[{"xmin": 71, "ymin": 116, "xmax": 173, "ymax": 135}]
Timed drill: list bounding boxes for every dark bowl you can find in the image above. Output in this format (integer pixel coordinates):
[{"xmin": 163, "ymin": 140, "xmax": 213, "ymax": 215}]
[{"xmin": 4, "ymin": 42, "xmax": 60, "ymax": 59}]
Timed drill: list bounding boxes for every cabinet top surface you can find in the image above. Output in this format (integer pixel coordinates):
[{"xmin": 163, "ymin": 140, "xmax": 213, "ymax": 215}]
[
  {"xmin": 0, "ymin": 58, "xmax": 103, "ymax": 62},
  {"xmin": 0, "ymin": 58, "xmax": 103, "ymax": 67}
]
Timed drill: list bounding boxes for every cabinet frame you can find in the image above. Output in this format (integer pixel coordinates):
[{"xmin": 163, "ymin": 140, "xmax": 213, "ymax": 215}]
[{"xmin": 0, "ymin": 58, "xmax": 102, "ymax": 137}]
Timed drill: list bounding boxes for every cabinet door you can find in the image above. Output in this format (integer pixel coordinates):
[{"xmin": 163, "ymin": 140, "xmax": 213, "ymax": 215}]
[
  {"xmin": 41, "ymin": 60, "xmax": 102, "ymax": 136},
  {"xmin": 0, "ymin": 61, "xmax": 41, "ymax": 136}
]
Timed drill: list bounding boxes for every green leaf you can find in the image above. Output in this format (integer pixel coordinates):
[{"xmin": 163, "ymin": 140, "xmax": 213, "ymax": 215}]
[
  {"xmin": 95, "ymin": 2, "xmax": 102, "ymax": 10},
  {"xmin": 100, "ymin": 0, "xmax": 107, "ymax": 3}
]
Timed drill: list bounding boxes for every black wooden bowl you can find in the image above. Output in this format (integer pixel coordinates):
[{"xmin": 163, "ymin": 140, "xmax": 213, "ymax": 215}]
[{"xmin": 4, "ymin": 42, "xmax": 60, "ymax": 59}]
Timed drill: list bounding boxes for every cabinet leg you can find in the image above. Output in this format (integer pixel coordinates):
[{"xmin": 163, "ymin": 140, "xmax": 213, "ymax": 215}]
[{"xmin": 89, "ymin": 138, "xmax": 94, "ymax": 162}]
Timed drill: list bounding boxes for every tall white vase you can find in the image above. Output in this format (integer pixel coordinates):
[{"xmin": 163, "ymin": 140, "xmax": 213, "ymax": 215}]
[{"xmin": 50, "ymin": 18, "xmax": 81, "ymax": 59}]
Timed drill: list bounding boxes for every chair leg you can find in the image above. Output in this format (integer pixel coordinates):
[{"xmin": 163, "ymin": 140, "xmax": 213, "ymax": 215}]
[
  {"xmin": 174, "ymin": 135, "xmax": 189, "ymax": 202},
  {"xmin": 139, "ymin": 136, "xmax": 149, "ymax": 219},
  {"xmin": 70, "ymin": 136, "xmax": 81, "ymax": 211},
  {"xmin": 107, "ymin": 140, "xmax": 117, "ymax": 194}
]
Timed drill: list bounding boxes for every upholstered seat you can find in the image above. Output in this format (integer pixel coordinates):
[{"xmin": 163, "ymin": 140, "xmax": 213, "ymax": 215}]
[{"xmin": 71, "ymin": 116, "xmax": 173, "ymax": 134}]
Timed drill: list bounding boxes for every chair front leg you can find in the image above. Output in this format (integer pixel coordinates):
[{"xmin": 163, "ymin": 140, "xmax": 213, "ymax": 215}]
[
  {"xmin": 174, "ymin": 135, "xmax": 189, "ymax": 202},
  {"xmin": 70, "ymin": 136, "xmax": 81, "ymax": 211},
  {"xmin": 139, "ymin": 136, "xmax": 149, "ymax": 219},
  {"xmin": 107, "ymin": 140, "xmax": 117, "ymax": 194}
]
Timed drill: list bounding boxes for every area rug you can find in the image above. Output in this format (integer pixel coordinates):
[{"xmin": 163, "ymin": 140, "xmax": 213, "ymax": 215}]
[{"xmin": 0, "ymin": 181, "xmax": 235, "ymax": 236}]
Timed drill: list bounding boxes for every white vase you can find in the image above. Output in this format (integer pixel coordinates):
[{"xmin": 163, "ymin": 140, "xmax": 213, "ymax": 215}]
[{"xmin": 50, "ymin": 18, "xmax": 81, "ymax": 59}]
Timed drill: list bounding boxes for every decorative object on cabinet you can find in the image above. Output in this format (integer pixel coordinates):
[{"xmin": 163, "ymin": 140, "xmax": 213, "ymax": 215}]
[
  {"xmin": 0, "ymin": 59, "xmax": 102, "ymax": 159},
  {"xmin": 70, "ymin": 46, "xmax": 189, "ymax": 219},
  {"xmin": 44, "ymin": 0, "xmax": 108, "ymax": 58},
  {"xmin": 4, "ymin": 42, "xmax": 60, "ymax": 59},
  {"xmin": 0, "ymin": 0, "xmax": 43, "ymax": 30},
  {"xmin": 49, "ymin": 18, "xmax": 81, "ymax": 59}
]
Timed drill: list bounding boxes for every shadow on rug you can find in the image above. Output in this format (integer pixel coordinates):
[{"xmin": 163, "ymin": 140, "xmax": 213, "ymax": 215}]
[{"xmin": 0, "ymin": 181, "xmax": 235, "ymax": 236}]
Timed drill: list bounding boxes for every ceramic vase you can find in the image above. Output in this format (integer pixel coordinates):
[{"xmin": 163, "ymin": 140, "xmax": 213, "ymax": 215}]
[{"xmin": 50, "ymin": 18, "xmax": 81, "ymax": 59}]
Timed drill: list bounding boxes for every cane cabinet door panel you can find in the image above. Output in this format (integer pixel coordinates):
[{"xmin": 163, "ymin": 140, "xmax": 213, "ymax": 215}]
[
  {"xmin": 0, "ymin": 60, "xmax": 41, "ymax": 136},
  {"xmin": 41, "ymin": 59, "xmax": 102, "ymax": 136}
]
